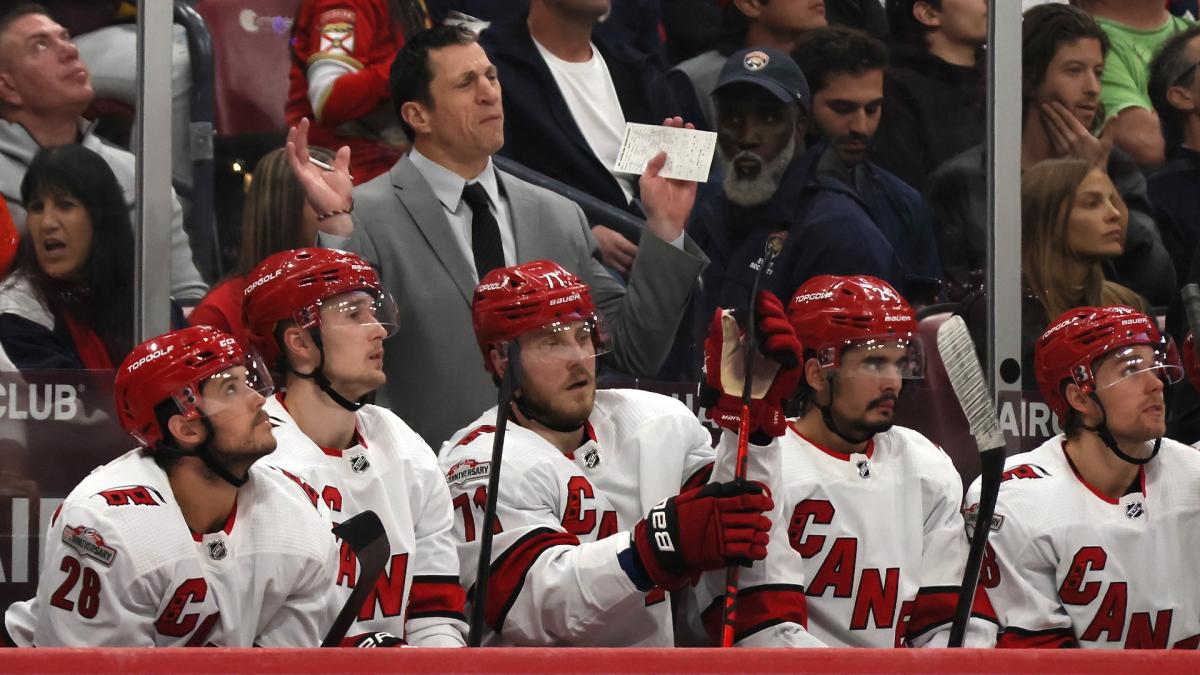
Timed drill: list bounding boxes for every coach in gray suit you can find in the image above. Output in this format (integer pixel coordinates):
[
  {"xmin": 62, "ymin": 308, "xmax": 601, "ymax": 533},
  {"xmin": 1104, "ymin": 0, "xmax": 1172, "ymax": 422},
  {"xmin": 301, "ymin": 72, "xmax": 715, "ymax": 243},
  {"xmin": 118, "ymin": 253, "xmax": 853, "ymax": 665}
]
[{"xmin": 290, "ymin": 25, "xmax": 708, "ymax": 447}]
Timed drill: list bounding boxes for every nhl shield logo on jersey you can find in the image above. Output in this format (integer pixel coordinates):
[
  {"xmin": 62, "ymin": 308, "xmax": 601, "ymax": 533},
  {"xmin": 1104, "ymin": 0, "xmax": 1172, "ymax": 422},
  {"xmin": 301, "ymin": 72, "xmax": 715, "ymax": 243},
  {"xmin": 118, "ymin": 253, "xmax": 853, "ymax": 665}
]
[
  {"xmin": 1126, "ymin": 501, "xmax": 1145, "ymax": 519},
  {"xmin": 207, "ymin": 540, "xmax": 228, "ymax": 561},
  {"xmin": 349, "ymin": 453, "xmax": 370, "ymax": 474},
  {"xmin": 446, "ymin": 458, "xmax": 490, "ymax": 487},
  {"xmin": 583, "ymin": 448, "xmax": 601, "ymax": 469},
  {"xmin": 62, "ymin": 525, "xmax": 117, "ymax": 566},
  {"xmin": 856, "ymin": 460, "xmax": 871, "ymax": 479}
]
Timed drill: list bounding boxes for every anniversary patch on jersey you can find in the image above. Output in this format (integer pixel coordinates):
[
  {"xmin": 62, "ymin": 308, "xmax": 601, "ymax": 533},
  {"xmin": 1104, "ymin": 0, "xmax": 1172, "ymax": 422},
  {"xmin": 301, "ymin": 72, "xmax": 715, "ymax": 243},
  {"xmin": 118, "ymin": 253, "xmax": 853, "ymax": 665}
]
[
  {"xmin": 962, "ymin": 502, "xmax": 1004, "ymax": 536},
  {"xmin": 62, "ymin": 524, "xmax": 117, "ymax": 566},
  {"xmin": 319, "ymin": 22, "xmax": 355, "ymax": 56},
  {"xmin": 446, "ymin": 458, "xmax": 490, "ymax": 487}
]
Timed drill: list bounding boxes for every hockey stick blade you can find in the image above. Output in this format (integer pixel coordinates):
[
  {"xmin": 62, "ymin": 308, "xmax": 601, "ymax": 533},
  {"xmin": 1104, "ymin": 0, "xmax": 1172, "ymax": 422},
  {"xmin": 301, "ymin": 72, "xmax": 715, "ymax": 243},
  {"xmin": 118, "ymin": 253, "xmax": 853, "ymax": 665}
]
[
  {"xmin": 321, "ymin": 510, "xmax": 390, "ymax": 647},
  {"xmin": 935, "ymin": 315, "xmax": 1005, "ymax": 647},
  {"xmin": 467, "ymin": 341, "xmax": 518, "ymax": 647}
]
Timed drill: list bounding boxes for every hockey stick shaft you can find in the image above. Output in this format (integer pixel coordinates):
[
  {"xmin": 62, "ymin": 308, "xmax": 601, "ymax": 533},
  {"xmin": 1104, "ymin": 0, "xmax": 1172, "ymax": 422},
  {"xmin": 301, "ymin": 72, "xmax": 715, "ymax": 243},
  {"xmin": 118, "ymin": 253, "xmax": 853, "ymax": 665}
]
[
  {"xmin": 720, "ymin": 236, "xmax": 780, "ymax": 648},
  {"xmin": 467, "ymin": 343, "xmax": 518, "ymax": 647},
  {"xmin": 949, "ymin": 448, "xmax": 1003, "ymax": 647},
  {"xmin": 321, "ymin": 511, "xmax": 389, "ymax": 647}
]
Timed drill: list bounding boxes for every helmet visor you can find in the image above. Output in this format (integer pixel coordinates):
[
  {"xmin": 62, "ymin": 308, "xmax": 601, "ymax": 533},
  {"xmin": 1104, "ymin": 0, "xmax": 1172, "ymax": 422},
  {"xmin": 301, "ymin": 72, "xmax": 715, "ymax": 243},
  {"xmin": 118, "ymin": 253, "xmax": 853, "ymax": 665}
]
[
  {"xmin": 510, "ymin": 317, "xmax": 610, "ymax": 364},
  {"xmin": 317, "ymin": 289, "xmax": 400, "ymax": 338},
  {"xmin": 829, "ymin": 337, "xmax": 926, "ymax": 380},
  {"xmin": 181, "ymin": 352, "xmax": 275, "ymax": 418},
  {"xmin": 1093, "ymin": 346, "xmax": 1183, "ymax": 392}
]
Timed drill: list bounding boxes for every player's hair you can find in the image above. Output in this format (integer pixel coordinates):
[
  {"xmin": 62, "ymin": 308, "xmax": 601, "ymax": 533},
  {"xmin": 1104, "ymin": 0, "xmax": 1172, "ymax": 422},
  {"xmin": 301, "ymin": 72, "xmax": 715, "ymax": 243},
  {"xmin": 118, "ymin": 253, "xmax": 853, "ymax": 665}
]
[
  {"xmin": 1022, "ymin": 4, "xmax": 1109, "ymax": 120},
  {"xmin": 791, "ymin": 26, "xmax": 888, "ymax": 95},
  {"xmin": 886, "ymin": 0, "xmax": 941, "ymax": 49},
  {"xmin": 16, "ymin": 144, "xmax": 134, "ymax": 365},
  {"xmin": 1021, "ymin": 158, "xmax": 1146, "ymax": 321},
  {"xmin": 389, "ymin": 23, "xmax": 480, "ymax": 139},
  {"xmin": 235, "ymin": 145, "xmax": 334, "ymax": 277},
  {"xmin": 1149, "ymin": 25, "xmax": 1200, "ymax": 152}
]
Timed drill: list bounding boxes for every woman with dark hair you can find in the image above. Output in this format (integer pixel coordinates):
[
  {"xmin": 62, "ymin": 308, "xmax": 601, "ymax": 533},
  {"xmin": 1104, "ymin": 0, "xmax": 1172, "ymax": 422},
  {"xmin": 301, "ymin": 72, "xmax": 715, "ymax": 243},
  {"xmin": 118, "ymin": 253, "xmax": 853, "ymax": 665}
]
[
  {"xmin": 0, "ymin": 145, "xmax": 135, "ymax": 370},
  {"xmin": 188, "ymin": 145, "xmax": 336, "ymax": 339}
]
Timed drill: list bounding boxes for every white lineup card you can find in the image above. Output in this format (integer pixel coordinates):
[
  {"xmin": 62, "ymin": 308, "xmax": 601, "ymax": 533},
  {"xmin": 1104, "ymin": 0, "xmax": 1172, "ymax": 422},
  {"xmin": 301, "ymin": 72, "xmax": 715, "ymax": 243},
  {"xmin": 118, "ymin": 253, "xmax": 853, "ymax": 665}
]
[{"xmin": 614, "ymin": 123, "xmax": 718, "ymax": 183}]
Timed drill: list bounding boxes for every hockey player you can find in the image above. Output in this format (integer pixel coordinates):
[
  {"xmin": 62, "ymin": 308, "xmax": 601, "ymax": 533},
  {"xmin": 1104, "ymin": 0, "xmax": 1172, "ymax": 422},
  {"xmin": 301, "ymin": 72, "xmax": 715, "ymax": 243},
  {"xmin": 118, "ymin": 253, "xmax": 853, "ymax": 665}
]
[
  {"xmin": 966, "ymin": 305, "xmax": 1200, "ymax": 648},
  {"xmin": 3, "ymin": 326, "xmax": 338, "ymax": 647},
  {"xmin": 243, "ymin": 247, "xmax": 467, "ymax": 647},
  {"xmin": 439, "ymin": 260, "xmax": 787, "ymax": 646},
  {"xmin": 706, "ymin": 275, "xmax": 997, "ymax": 648}
]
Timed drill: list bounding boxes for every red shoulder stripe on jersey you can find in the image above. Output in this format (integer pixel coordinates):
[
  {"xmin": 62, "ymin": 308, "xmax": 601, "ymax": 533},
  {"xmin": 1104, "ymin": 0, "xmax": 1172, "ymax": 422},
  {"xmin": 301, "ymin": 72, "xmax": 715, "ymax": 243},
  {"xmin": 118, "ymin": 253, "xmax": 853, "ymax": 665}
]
[
  {"xmin": 408, "ymin": 575, "xmax": 467, "ymax": 622},
  {"xmin": 682, "ymin": 462, "xmax": 714, "ymax": 492},
  {"xmin": 700, "ymin": 583, "xmax": 808, "ymax": 645},
  {"xmin": 998, "ymin": 625, "xmax": 1079, "ymax": 648},
  {"xmin": 456, "ymin": 425, "xmax": 497, "ymax": 447},
  {"xmin": 480, "ymin": 527, "xmax": 580, "ymax": 634}
]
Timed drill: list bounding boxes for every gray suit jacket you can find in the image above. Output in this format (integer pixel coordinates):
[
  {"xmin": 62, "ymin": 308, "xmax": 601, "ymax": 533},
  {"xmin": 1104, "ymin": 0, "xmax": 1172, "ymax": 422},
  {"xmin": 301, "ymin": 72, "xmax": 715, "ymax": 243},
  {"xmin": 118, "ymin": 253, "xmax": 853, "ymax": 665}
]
[{"xmin": 346, "ymin": 155, "xmax": 708, "ymax": 447}]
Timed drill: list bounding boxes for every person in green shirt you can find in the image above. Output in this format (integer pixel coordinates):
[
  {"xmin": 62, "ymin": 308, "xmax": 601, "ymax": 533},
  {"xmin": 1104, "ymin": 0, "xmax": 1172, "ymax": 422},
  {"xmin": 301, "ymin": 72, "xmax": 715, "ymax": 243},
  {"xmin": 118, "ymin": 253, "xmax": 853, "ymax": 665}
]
[{"xmin": 1074, "ymin": 0, "xmax": 1193, "ymax": 167}]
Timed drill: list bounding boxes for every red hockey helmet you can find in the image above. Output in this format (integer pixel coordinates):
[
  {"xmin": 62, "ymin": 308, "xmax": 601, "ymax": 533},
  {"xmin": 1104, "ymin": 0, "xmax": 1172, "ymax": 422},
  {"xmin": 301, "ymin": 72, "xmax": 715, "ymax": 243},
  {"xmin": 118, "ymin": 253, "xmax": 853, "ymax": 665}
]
[
  {"xmin": 1035, "ymin": 305, "xmax": 1182, "ymax": 420},
  {"xmin": 472, "ymin": 260, "xmax": 608, "ymax": 375},
  {"xmin": 114, "ymin": 326, "xmax": 273, "ymax": 449},
  {"xmin": 243, "ymin": 247, "xmax": 398, "ymax": 367},
  {"xmin": 787, "ymin": 275, "xmax": 923, "ymax": 378}
]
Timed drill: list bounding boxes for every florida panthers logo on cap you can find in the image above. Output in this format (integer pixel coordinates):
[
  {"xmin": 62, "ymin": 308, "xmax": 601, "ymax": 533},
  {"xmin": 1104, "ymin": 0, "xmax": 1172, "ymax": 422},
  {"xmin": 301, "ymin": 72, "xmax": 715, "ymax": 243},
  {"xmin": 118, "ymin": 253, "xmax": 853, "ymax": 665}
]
[
  {"xmin": 743, "ymin": 50, "xmax": 769, "ymax": 72},
  {"xmin": 207, "ymin": 540, "xmax": 228, "ymax": 560}
]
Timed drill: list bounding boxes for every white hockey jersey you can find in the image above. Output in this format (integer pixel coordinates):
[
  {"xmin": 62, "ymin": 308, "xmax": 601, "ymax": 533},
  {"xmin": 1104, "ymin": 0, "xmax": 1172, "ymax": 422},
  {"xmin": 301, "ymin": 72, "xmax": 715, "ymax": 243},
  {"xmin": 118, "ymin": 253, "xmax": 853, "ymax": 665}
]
[
  {"xmin": 264, "ymin": 395, "xmax": 467, "ymax": 646},
  {"xmin": 437, "ymin": 389, "xmax": 716, "ymax": 646},
  {"xmin": 706, "ymin": 423, "xmax": 998, "ymax": 648},
  {"xmin": 3, "ymin": 449, "xmax": 338, "ymax": 647},
  {"xmin": 965, "ymin": 435, "xmax": 1200, "ymax": 649}
]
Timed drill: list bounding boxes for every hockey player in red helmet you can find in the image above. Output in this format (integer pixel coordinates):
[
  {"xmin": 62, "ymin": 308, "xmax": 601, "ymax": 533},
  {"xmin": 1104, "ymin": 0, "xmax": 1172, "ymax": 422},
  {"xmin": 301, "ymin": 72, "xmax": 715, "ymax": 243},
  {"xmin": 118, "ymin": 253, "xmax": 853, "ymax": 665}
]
[
  {"xmin": 3, "ymin": 326, "xmax": 340, "ymax": 647},
  {"xmin": 708, "ymin": 274, "xmax": 998, "ymax": 648},
  {"xmin": 966, "ymin": 306, "xmax": 1200, "ymax": 648},
  {"xmin": 439, "ymin": 260, "xmax": 787, "ymax": 646},
  {"xmin": 243, "ymin": 247, "xmax": 467, "ymax": 647}
]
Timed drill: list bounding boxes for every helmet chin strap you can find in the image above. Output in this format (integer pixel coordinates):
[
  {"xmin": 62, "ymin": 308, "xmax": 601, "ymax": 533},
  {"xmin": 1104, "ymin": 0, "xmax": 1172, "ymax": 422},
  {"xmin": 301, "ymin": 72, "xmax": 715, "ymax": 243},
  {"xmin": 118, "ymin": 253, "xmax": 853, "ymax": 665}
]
[
  {"xmin": 816, "ymin": 374, "xmax": 875, "ymax": 446},
  {"xmin": 288, "ymin": 332, "xmax": 364, "ymax": 412},
  {"xmin": 156, "ymin": 416, "xmax": 249, "ymax": 488},
  {"xmin": 1080, "ymin": 395, "xmax": 1161, "ymax": 466}
]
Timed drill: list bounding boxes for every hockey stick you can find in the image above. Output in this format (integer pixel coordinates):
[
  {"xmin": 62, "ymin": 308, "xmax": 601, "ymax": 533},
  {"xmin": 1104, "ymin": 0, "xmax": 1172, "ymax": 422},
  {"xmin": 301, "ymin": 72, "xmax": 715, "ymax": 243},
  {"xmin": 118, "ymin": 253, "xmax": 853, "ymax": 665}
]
[
  {"xmin": 719, "ymin": 232, "xmax": 786, "ymax": 648},
  {"xmin": 1182, "ymin": 284, "xmax": 1200, "ymax": 347},
  {"xmin": 467, "ymin": 341, "xmax": 519, "ymax": 647},
  {"xmin": 321, "ymin": 510, "xmax": 390, "ymax": 647},
  {"xmin": 936, "ymin": 316, "xmax": 1006, "ymax": 648}
]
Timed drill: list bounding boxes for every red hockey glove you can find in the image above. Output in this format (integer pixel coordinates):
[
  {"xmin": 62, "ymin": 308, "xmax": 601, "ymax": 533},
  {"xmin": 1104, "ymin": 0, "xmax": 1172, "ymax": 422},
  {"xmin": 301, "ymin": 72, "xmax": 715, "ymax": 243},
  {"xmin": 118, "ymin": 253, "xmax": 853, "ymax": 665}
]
[
  {"xmin": 631, "ymin": 481, "xmax": 773, "ymax": 592},
  {"xmin": 342, "ymin": 631, "xmax": 405, "ymax": 648},
  {"xmin": 701, "ymin": 291, "xmax": 804, "ymax": 437}
]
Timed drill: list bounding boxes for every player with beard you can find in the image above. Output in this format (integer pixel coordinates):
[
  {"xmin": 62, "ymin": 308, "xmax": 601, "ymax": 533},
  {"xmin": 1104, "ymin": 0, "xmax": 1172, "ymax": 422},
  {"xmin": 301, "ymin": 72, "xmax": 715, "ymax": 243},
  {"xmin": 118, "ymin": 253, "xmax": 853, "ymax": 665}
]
[
  {"xmin": 966, "ymin": 306, "xmax": 1200, "ymax": 648},
  {"xmin": 703, "ymin": 274, "xmax": 998, "ymax": 647},
  {"xmin": 2, "ymin": 326, "xmax": 339, "ymax": 647},
  {"xmin": 242, "ymin": 247, "xmax": 468, "ymax": 647},
  {"xmin": 438, "ymin": 259, "xmax": 784, "ymax": 646}
]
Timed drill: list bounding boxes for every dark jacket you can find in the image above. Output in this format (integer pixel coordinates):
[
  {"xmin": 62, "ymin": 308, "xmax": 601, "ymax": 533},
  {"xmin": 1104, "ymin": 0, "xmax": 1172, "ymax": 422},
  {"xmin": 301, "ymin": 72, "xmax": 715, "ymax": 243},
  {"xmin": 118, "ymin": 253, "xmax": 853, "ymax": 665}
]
[
  {"xmin": 481, "ymin": 16, "xmax": 681, "ymax": 227},
  {"xmin": 1147, "ymin": 145, "xmax": 1200, "ymax": 278},
  {"xmin": 873, "ymin": 44, "xmax": 985, "ymax": 192},
  {"xmin": 926, "ymin": 144, "xmax": 1176, "ymax": 305}
]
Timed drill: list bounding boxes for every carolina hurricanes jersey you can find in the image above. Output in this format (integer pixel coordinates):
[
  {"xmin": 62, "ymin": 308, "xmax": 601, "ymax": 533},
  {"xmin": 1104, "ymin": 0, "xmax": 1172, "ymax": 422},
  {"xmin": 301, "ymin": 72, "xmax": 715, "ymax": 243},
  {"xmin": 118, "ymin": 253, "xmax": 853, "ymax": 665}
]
[
  {"xmin": 705, "ymin": 422, "xmax": 997, "ymax": 648},
  {"xmin": 437, "ymin": 389, "xmax": 716, "ymax": 646},
  {"xmin": 965, "ymin": 435, "xmax": 1200, "ymax": 649},
  {"xmin": 264, "ymin": 395, "xmax": 467, "ymax": 646},
  {"xmin": 4, "ymin": 449, "xmax": 338, "ymax": 647}
]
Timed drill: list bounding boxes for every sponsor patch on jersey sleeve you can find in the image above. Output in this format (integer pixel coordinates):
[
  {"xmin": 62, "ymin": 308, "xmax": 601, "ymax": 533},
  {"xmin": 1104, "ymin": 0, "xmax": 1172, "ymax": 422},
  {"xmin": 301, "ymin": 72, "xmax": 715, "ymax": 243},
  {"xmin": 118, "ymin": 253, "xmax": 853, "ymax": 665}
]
[
  {"xmin": 446, "ymin": 458, "xmax": 490, "ymax": 487},
  {"xmin": 962, "ymin": 502, "xmax": 1004, "ymax": 537},
  {"xmin": 62, "ymin": 524, "xmax": 117, "ymax": 566}
]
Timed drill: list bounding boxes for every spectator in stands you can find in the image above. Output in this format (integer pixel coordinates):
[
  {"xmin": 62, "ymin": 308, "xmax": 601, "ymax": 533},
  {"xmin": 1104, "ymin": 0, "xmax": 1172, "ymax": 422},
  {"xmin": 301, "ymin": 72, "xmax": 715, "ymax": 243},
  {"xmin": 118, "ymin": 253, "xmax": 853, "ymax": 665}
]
[
  {"xmin": 293, "ymin": 25, "xmax": 707, "ymax": 446},
  {"xmin": 0, "ymin": 5, "xmax": 206, "ymax": 302},
  {"xmin": 873, "ymin": 0, "xmax": 987, "ymax": 191},
  {"xmin": 188, "ymin": 145, "xmax": 336, "ymax": 340},
  {"xmin": 287, "ymin": 0, "xmax": 431, "ymax": 184},
  {"xmin": 789, "ymin": 26, "xmax": 944, "ymax": 304},
  {"xmin": 481, "ymin": 0, "xmax": 681, "ymax": 279},
  {"xmin": 927, "ymin": 3, "xmax": 1173, "ymax": 304},
  {"xmin": 1147, "ymin": 26, "xmax": 1200, "ymax": 280},
  {"xmin": 668, "ymin": 0, "xmax": 827, "ymax": 131},
  {"xmin": 0, "ymin": 145, "xmax": 134, "ymax": 371},
  {"xmin": 959, "ymin": 158, "xmax": 1146, "ymax": 388},
  {"xmin": 1072, "ymin": 0, "xmax": 1193, "ymax": 167}
]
